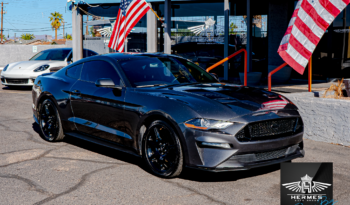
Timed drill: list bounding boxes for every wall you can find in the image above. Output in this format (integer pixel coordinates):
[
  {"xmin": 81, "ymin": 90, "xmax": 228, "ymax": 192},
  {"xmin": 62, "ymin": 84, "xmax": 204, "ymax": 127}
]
[
  {"xmin": 284, "ymin": 92, "xmax": 350, "ymax": 146},
  {"xmin": 83, "ymin": 38, "xmax": 110, "ymax": 54},
  {"xmin": 0, "ymin": 45, "xmax": 68, "ymax": 67}
]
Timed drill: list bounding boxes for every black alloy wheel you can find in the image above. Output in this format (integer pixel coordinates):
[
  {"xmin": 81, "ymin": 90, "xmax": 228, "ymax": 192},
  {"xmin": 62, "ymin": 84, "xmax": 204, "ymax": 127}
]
[
  {"xmin": 39, "ymin": 99, "xmax": 65, "ymax": 142},
  {"xmin": 143, "ymin": 120, "xmax": 183, "ymax": 178}
]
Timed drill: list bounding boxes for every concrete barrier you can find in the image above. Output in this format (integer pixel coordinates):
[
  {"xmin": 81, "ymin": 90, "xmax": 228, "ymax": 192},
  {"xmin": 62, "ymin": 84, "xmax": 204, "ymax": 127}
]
[{"xmin": 284, "ymin": 92, "xmax": 350, "ymax": 146}]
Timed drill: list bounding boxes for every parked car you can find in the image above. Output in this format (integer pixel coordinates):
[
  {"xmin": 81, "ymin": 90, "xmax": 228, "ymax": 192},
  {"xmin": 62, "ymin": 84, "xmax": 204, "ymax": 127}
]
[
  {"xmin": 1, "ymin": 48, "xmax": 97, "ymax": 87},
  {"xmin": 32, "ymin": 53, "xmax": 305, "ymax": 178}
]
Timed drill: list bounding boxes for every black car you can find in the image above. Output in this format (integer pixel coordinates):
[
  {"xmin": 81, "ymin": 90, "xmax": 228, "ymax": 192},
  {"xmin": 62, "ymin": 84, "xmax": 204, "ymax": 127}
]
[{"xmin": 32, "ymin": 53, "xmax": 304, "ymax": 178}]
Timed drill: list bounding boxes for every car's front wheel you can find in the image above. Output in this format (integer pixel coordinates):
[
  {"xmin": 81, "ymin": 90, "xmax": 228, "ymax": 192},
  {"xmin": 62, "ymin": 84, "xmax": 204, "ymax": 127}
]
[
  {"xmin": 142, "ymin": 120, "xmax": 183, "ymax": 178},
  {"xmin": 39, "ymin": 99, "xmax": 65, "ymax": 142}
]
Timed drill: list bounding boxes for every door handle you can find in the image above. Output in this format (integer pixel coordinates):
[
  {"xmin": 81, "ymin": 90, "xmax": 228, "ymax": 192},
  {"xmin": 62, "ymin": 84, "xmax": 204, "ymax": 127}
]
[{"xmin": 71, "ymin": 90, "xmax": 81, "ymax": 95}]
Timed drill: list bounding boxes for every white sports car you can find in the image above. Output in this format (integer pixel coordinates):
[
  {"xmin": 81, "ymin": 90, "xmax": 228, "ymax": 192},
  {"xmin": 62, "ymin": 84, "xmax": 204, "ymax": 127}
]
[{"xmin": 1, "ymin": 48, "xmax": 97, "ymax": 87}]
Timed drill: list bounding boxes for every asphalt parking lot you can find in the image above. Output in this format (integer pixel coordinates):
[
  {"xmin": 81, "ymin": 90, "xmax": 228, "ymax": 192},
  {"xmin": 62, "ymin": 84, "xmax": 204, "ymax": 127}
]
[{"xmin": 0, "ymin": 84, "xmax": 349, "ymax": 205}]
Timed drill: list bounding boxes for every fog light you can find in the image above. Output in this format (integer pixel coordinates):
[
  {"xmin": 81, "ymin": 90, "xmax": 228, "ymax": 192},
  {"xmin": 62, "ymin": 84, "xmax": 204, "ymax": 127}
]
[{"xmin": 200, "ymin": 142, "xmax": 231, "ymax": 149}]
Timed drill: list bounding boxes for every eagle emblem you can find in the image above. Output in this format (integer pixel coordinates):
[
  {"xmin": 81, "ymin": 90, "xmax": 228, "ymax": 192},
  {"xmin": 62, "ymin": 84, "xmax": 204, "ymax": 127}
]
[{"xmin": 282, "ymin": 174, "xmax": 332, "ymax": 193}]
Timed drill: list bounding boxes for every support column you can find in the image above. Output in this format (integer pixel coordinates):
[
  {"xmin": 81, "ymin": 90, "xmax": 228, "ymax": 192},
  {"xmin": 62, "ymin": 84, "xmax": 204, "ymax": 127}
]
[
  {"xmin": 341, "ymin": 9, "xmax": 347, "ymax": 69},
  {"xmin": 267, "ymin": 1, "xmax": 289, "ymax": 68},
  {"xmin": 147, "ymin": 3, "xmax": 157, "ymax": 52},
  {"xmin": 164, "ymin": 0, "xmax": 171, "ymax": 54},
  {"xmin": 247, "ymin": 0, "xmax": 252, "ymax": 73},
  {"xmin": 72, "ymin": 6, "xmax": 83, "ymax": 62},
  {"xmin": 224, "ymin": 0, "xmax": 229, "ymax": 81},
  {"xmin": 267, "ymin": 1, "xmax": 292, "ymax": 83}
]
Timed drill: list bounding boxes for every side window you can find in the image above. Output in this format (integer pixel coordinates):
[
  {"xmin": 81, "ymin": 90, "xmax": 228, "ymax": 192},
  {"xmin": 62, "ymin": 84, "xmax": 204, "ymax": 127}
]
[
  {"xmin": 66, "ymin": 63, "xmax": 83, "ymax": 79},
  {"xmin": 67, "ymin": 53, "xmax": 72, "ymax": 62},
  {"xmin": 80, "ymin": 60, "xmax": 121, "ymax": 85}
]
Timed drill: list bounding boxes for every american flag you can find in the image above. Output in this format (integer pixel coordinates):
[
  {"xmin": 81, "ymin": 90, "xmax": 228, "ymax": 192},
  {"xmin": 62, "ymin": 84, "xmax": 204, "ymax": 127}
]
[
  {"xmin": 108, "ymin": 0, "xmax": 150, "ymax": 52},
  {"xmin": 278, "ymin": 0, "xmax": 350, "ymax": 74}
]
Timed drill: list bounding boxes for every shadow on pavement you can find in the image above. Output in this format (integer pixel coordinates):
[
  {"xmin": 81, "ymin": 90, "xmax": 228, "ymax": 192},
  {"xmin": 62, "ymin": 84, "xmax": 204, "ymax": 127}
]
[
  {"xmin": 32, "ymin": 122, "xmax": 280, "ymax": 182},
  {"xmin": 179, "ymin": 164, "xmax": 280, "ymax": 182},
  {"xmin": 2, "ymin": 86, "xmax": 32, "ymax": 91}
]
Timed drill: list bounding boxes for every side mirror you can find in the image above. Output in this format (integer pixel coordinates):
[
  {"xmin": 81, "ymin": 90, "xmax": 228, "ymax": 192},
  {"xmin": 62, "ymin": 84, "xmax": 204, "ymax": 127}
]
[
  {"xmin": 67, "ymin": 60, "xmax": 73, "ymax": 65},
  {"xmin": 95, "ymin": 78, "xmax": 122, "ymax": 89},
  {"xmin": 95, "ymin": 78, "xmax": 116, "ymax": 88}
]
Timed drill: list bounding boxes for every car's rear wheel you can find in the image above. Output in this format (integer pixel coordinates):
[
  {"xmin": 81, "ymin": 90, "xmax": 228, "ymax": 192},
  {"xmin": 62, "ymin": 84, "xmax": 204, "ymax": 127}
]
[
  {"xmin": 142, "ymin": 120, "xmax": 183, "ymax": 178},
  {"xmin": 39, "ymin": 99, "xmax": 65, "ymax": 142}
]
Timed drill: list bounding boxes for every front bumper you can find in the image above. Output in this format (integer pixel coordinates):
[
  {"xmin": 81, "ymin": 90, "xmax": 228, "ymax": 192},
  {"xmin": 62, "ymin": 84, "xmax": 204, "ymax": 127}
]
[
  {"xmin": 181, "ymin": 111, "xmax": 305, "ymax": 171},
  {"xmin": 193, "ymin": 142, "xmax": 304, "ymax": 172},
  {"xmin": 1, "ymin": 77, "xmax": 35, "ymax": 86}
]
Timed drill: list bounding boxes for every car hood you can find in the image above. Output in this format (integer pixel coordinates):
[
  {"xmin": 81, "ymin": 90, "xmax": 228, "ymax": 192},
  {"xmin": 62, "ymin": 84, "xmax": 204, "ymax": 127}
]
[
  {"xmin": 141, "ymin": 83, "xmax": 298, "ymax": 120},
  {"xmin": 6, "ymin": 61, "xmax": 64, "ymax": 73}
]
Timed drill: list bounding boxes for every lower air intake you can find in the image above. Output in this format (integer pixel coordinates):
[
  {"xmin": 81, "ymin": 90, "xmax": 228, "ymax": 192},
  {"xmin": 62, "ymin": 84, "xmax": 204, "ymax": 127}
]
[{"xmin": 5, "ymin": 79, "xmax": 28, "ymax": 84}]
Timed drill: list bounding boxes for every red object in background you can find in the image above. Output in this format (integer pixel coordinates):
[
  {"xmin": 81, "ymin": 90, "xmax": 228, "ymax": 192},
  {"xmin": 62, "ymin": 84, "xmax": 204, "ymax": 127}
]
[
  {"xmin": 108, "ymin": 0, "xmax": 150, "ymax": 52},
  {"xmin": 278, "ymin": 0, "xmax": 350, "ymax": 75}
]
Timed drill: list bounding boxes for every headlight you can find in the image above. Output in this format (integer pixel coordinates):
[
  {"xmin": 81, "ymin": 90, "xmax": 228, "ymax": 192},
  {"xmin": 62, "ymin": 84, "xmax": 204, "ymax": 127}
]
[
  {"xmin": 2, "ymin": 64, "xmax": 9, "ymax": 72},
  {"xmin": 33, "ymin": 65, "xmax": 50, "ymax": 72},
  {"xmin": 184, "ymin": 118, "xmax": 234, "ymax": 130}
]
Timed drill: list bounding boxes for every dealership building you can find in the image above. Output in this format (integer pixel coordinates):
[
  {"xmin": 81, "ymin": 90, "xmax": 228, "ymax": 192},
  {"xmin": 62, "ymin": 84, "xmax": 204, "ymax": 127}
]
[{"xmin": 70, "ymin": 0, "xmax": 350, "ymax": 83}]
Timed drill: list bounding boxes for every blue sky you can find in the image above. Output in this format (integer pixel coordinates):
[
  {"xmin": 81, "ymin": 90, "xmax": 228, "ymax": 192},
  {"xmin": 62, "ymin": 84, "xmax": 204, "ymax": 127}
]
[{"xmin": 4, "ymin": 0, "xmax": 72, "ymax": 38}]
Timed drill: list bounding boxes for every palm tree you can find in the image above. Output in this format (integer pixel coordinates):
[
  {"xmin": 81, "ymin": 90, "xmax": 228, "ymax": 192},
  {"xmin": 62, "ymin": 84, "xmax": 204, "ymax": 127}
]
[
  {"xmin": 49, "ymin": 12, "xmax": 63, "ymax": 40},
  {"xmin": 64, "ymin": 34, "xmax": 72, "ymax": 40},
  {"xmin": 21, "ymin": 33, "xmax": 35, "ymax": 40}
]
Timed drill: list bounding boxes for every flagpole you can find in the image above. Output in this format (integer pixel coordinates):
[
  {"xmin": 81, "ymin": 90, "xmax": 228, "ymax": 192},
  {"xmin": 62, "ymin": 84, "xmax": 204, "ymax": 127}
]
[
  {"xmin": 124, "ymin": 2, "xmax": 127, "ymax": 53},
  {"xmin": 149, "ymin": 7, "xmax": 163, "ymax": 24},
  {"xmin": 124, "ymin": 20, "xmax": 127, "ymax": 52},
  {"xmin": 308, "ymin": 56, "xmax": 312, "ymax": 92}
]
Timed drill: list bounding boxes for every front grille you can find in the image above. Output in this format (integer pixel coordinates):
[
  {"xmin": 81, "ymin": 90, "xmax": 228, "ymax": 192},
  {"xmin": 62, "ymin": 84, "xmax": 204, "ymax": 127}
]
[
  {"xmin": 5, "ymin": 78, "xmax": 28, "ymax": 84},
  {"xmin": 1, "ymin": 78, "xmax": 5, "ymax": 83},
  {"xmin": 235, "ymin": 118, "xmax": 303, "ymax": 142},
  {"xmin": 255, "ymin": 148, "xmax": 288, "ymax": 161},
  {"xmin": 249, "ymin": 119, "xmax": 296, "ymax": 138}
]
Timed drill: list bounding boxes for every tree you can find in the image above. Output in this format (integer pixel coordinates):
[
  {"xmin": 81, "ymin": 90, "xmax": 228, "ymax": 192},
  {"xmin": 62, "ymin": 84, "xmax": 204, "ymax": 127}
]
[
  {"xmin": 90, "ymin": 27, "xmax": 96, "ymax": 37},
  {"xmin": 49, "ymin": 12, "xmax": 63, "ymax": 40},
  {"xmin": 0, "ymin": 34, "xmax": 7, "ymax": 41},
  {"xmin": 21, "ymin": 33, "xmax": 35, "ymax": 40},
  {"xmin": 64, "ymin": 34, "xmax": 72, "ymax": 40},
  {"xmin": 229, "ymin": 23, "xmax": 238, "ymax": 35}
]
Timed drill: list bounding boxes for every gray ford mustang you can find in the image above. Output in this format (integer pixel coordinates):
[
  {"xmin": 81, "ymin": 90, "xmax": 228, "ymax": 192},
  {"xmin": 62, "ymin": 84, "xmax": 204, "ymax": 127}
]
[{"xmin": 32, "ymin": 53, "xmax": 304, "ymax": 178}]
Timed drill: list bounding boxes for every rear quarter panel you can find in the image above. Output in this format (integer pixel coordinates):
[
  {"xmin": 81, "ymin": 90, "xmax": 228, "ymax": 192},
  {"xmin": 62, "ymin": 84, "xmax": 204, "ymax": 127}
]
[{"xmin": 33, "ymin": 71, "xmax": 77, "ymax": 132}]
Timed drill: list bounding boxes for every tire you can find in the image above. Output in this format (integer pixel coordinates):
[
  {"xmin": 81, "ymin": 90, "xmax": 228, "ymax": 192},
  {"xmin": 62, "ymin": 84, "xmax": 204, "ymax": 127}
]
[
  {"xmin": 38, "ymin": 99, "xmax": 65, "ymax": 142},
  {"xmin": 142, "ymin": 120, "xmax": 183, "ymax": 178}
]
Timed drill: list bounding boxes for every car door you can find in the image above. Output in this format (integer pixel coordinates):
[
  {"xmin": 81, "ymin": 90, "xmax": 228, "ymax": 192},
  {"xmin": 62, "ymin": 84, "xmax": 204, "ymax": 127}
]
[{"xmin": 69, "ymin": 60, "xmax": 131, "ymax": 146}]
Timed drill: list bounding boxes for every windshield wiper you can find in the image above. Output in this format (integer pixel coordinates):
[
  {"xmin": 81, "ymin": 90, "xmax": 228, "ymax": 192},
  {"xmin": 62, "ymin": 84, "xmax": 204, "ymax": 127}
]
[
  {"xmin": 136, "ymin": 84, "xmax": 167, "ymax": 88},
  {"xmin": 157, "ymin": 82, "xmax": 203, "ymax": 89}
]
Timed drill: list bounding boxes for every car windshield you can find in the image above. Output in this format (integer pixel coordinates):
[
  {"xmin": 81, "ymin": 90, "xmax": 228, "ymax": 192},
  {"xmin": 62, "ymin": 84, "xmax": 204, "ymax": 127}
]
[
  {"xmin": 118, "ymin": 57, "xmax": 218, "ymax": 87},
  {"xmin": 30, "ymin": 49, "xmax": 71, "ymax": 61}
]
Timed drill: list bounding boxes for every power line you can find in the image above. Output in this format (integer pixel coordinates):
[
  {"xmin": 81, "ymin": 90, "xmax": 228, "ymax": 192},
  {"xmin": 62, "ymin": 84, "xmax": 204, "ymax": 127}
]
[{"xmin": 3, "ymin": 17, "xmax": 17, "ymax": 29}]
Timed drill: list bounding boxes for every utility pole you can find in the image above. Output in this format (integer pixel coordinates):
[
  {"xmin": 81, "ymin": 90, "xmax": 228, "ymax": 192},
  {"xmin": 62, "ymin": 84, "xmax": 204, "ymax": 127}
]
[
  {"xmin": 1, "ymin": 2, "xmax": 8, "ymax": 44},
  {"xmin": 62, "ymin": 21, "xmax": 67, "ymax": 39},
  {"xmin": 86, "ymin": 15, "xmax": 89, "ymax": 36}
]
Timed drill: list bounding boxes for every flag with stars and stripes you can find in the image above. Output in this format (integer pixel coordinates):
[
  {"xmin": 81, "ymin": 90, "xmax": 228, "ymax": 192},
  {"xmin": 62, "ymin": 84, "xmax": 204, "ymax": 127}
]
[
  {"xmin": 278, "ymin": 0, "xmax": 350, "ymax": 74},
  {"xmin": 108, "ymin": 0, "xmax": 150, "ymax": 52}
]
